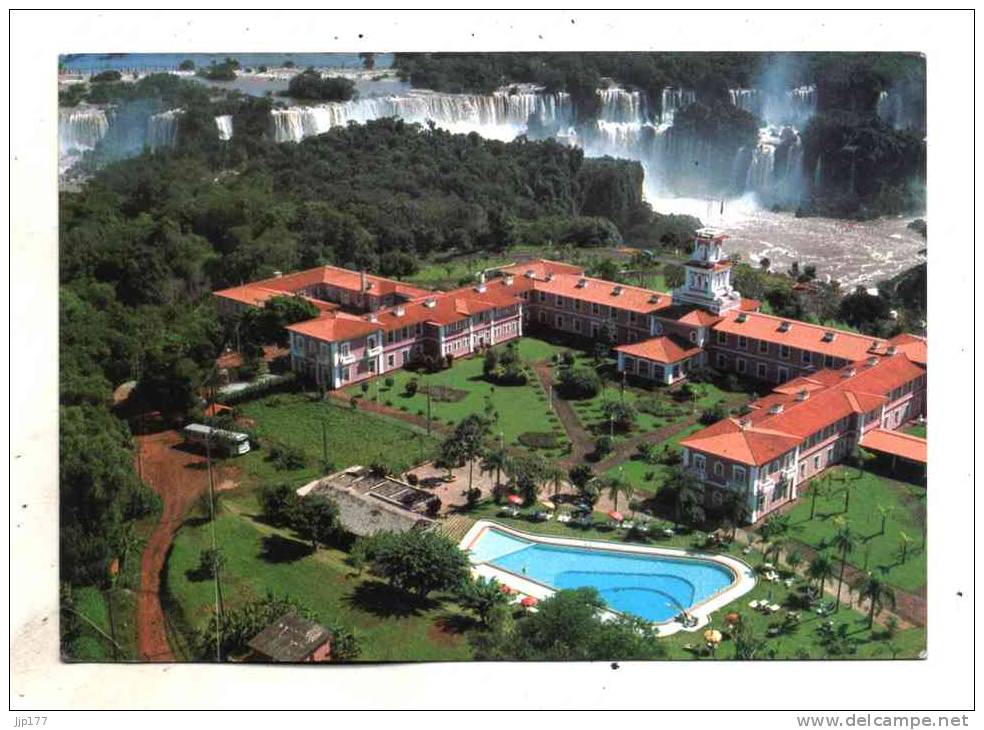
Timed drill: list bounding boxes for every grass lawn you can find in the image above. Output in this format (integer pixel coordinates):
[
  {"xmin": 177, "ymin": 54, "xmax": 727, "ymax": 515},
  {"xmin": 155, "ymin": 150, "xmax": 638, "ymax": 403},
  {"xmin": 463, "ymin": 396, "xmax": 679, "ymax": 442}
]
[
  {"xmin": 406, "ymin": 254, "xmax": 517, "ymax": 290},
  {"xmin": 781, "ymin": 466, "xmax": 927, "ymax": 593},
  {"xmin": 237, "ymin": 392, "xmax": 441, "ymax": 482},
  {"xmin": 904, "ymin": 423, "xmax": 927, "ymax": 438},
  {"xmin": 602, "ymin": 423, "xmax": 705, "ymax": 495},
  {"xmin": 344, "ymin": 338, "xmax": 571, "ymax": 457},
  {"xmin": 166, "ymin": 490, "xmax": 476, "ymax": 662},
  {"xmin": 458, "ymin": 509, "xmax": 924, "ymax": 659}
]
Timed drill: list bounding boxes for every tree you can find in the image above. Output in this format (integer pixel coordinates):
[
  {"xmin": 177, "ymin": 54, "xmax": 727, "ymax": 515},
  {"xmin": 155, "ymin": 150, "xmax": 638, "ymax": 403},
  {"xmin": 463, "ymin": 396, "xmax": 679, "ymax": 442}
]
[
  {"xmin": 369, "ymin": 530, "xmax": 470, "ymax": 598},
  {"xmin": 506, "ymin": 452, "xmax": 549, "ymax": 505},
  {"xmin": 287, "ymin": 69, "xmax": 356, "ymax": 102},
  {"xmin": 359, "ymin": 52, "xmax": 376, "ymax": 71},
  {"xmin": 876, "ymin": 504, "xmax": 893, "ymax": 536},
  {"xmin": 601, "ymin": 400, "xmax": 637, "ymax": 433},
  {"xmin": 853, "ymin": 572, "xmax": 896, "ymax": 629},
  {"xmin": 663, "ymin": 263, "xmax": 685, "ymax": 289},
  {"xmin": 557, "ymin": 367, "xmax": 601, "ymax": 399},
  {"xmin": 831, "ymin": 522, "xmax": 857, "ymax": 611},
  {"xmin": 456, "ymin": 576, "xmax": 508, "ymax": 627},
  {"xmin": 809, "ymin": 474, "xmax": 833, "ymax": 520},
  {"xmin": 474, "ymin": 587, "xmax": 666, "ymax": 661},
  {"xmin": 807, "ymin": 552, "xmax": 836, "ymax": 597},
  {"xmin": 732, "ymin": 620, "xmax": 769, "ymax": 660},
  {"xmin": 443, "ymin": 414, "xmax": 489, "ymax": 494},
  {"xmin": 668, "ymin": 466, "xmax": 705, "ymax": 526},
  {"xmin": 260, "ymin": 483, "xmax": 299, "ymax": 527},
  {"xmin": 897, "ymin": 531, "xmax": 913, "ymax": 564},
  {"xmin": 480, "ymin": 445, "xmax": 509, "ymax": 492},
  {"xmin": 605, "ymin": 475, "xmax": 633, "ymax": 513},
  {"xmin": 721, "ymin": 490, "xmax": 748, "ymax": 539},
  {"xmin": 292, "ymin": 495, "xmax": 341, "ymax": 550},
  {"xmin": 544, "ymin": 463, "xmax": 567, "ymax": 499},
  {"xmin": 178, "ymin": 59, "xmax": 196, "ymax": 71}
]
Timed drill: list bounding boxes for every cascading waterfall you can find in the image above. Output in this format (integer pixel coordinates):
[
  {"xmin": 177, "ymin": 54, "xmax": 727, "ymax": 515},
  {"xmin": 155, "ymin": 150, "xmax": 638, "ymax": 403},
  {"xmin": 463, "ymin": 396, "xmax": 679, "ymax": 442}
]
[
  {"xmin": 215, "ymin": 115, "xmax": 233, "ymax": 141},
  {"xmin": 269, "ymin": 86, "xmax": 573, "ymax": 143},
  {"xmin": 660, "ymin": 87, "xmax": 696, "ymax": 125},
  {"xmin": 729, "ymin": 88, "xmax": 759, "ymax": 114},
  {"xmin": 597, "ymin": 86, "xmax": 649, "ymax": 123},
  {"xmin": 59, "ymin": 106, "xmax": 111, "ymax": 153},
  {"xmin": 147, "ymin": 109, "xmax": 183, "ymax": 149}
]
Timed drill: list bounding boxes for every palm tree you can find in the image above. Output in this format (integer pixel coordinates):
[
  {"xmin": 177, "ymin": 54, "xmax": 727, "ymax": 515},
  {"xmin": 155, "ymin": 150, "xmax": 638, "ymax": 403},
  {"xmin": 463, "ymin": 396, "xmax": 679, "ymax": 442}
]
[
  {"xmin": 764, "ymin": 537, "xmax": 786, "ymax": 568},
  {"xmin": 853, "ymin": 572, "xmax": 896, "ymax": 629},
  {"xmin": 544, "ymin": 464, "xmax": 566, "ymax": 500},
  {"xmin": 876, "ymin": 505, "xmax": 893, "ymax": 536},
  {"xmin": 480, "ymin": 446, "xmax": 509, "ymax": 492},
  {"xmin": 807, "ymin": 552, "xmax": 836, "ymax": 598},
  {"xmin": 831, "ymin": 523, "xmax": 857, "ymax": 611},
  {"xmin": 722, "ymin": 490, "xmax": 748, "ymax": 540},
  {"xmin": 605, "ymin": 474, "xmax": 633, "ymax": 513},
  {"xmin": 809, "ymin": 474, "xmax": 832, "ymax": 520},
  {"xmin": 898, "ymin": 531, "xmax": 913, "ymax": 564}
]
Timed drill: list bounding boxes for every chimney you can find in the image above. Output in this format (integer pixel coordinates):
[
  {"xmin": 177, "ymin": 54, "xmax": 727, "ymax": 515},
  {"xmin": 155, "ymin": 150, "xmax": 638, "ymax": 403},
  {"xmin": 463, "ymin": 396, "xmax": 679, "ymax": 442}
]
[
  {"xmin": 395, "ymin": 305, "xmax": 405, "ymax": 317},
  {"xmin": 423, "ymin": 297, "xmax": 437, "ymax": 309},
  {"xmin": 649, "ymin": 294, "xmax": 661, "ymax": 304},
  {"xmin": 476, "ymin": 271, "xmax": 487, "ymax": 294},
  {"xmin": 273, "ymin": 270, "xmax": 283, "ymax": 278},
  {"xmin": 504, "ymin": 275, "xmax": 514, "ymax": 286},
  {"xmin": 736, "ymin": 313, "xmax": 748, "ymax": 323},
  {"xmin": 778, "ymin": 321, "xmax": 791, "ymax": 333},
  {"xmin": 525, "ymin": 269, "xmax": 536, "ymax": 279},
  {"xmin": 842, "ymin": 367, "xmax": 856, "ymax": 378},
  {"xmin": 886, "ymin": 345, "xmax": 898, "ymax": 355},
  {"xmin": 796, "ymin": 389, "xmax": 809, "ymax": 402},
  {"xmin": 738, "ymin": 417, "xmax": 752, "ymax": 430},
  {"xmin": 576, "ymin": 277, "xmax": 588, "ymax": 288},
  {"xmin": 546, "ymin": 273, "xmax": 555, "ymax": 282},
  {"xmin": 366, "ymin": 312, "xmax": 378, "ymax": 323},
  {"xmin": 867, "ymin": 355, "xmax": 879, "ymax": 367},
  {"xmin": 768, "ymin": 404, "xmax": 784, "ymax": 415},
  {"xmin": 612, "ymin": 285, "xmax": 623, "ymax": 296}
]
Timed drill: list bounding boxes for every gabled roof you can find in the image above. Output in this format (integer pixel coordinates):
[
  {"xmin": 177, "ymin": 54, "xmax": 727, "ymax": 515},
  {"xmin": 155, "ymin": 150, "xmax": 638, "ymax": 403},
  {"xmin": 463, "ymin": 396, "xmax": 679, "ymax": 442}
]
[
  {"xmin": 247, "ymin": 612, "xmax": 332, "ymax": 662},
  {"xmin": 680, "ymin": 417, "xmax": 802, "ymax": 465},
  {"xmin": 286, "ymin": 313, "xmax": 381, "ymax": 342},
  {"xmin": 498, "ymin": 259, "xmax": 585, "ymax": 280},
  {"xmin": 656, "ymin": 305, "xmax": 723, "ymax": 327},
  {"xmin": 531, "ymin": 274, "xmax": 673, "ymax": 315},
  {"xmin": 860, "ymin": 428, "xmax": 927, "ymax": 464},
  {"xmin": 615, "ymin": 335, "xmax": 702, "ymax": 364},
  {"xmin": 872, "ymin": 333, "xmax": 927, "ymax": 366},
  {"xmin": 712, "ymin": 310, "xmax": 885, "ymax": 361}
]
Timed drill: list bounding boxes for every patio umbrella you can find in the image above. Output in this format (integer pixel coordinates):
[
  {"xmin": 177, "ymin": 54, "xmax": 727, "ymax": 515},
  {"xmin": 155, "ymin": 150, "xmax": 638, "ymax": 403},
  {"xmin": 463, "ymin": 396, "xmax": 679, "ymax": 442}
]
[
  {"xmin": 724, "ymin": 612, "xmax": 741, "ymax": 626},
  {"xmin": 499, "ymin": 584, "xmax": 515, "ymax": 595},
  {"xmin": 608, "ymin": 510, "xmax": 624, "ymax": 522},
  {"xmin": 520, "ymin": 595, "xmax": 539, "ymax": 608},
  {"xmin": 540, "ymin": 500, "xmax": 556, "ymax": 510},
  {"xmin": 704, "ymin": 629, "xmax": 722, "ymax": 645},
  {"xmin": 507, "ymin": 494, "xmax": 523, "ymax": 505}
]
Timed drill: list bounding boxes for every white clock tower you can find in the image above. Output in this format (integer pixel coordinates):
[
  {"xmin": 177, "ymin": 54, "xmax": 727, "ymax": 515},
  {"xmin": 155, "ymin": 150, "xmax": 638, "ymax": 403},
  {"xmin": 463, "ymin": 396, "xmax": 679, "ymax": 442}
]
[{"xmin": 671, "ymin": 227, "xmax": 743, "ymax": 314}]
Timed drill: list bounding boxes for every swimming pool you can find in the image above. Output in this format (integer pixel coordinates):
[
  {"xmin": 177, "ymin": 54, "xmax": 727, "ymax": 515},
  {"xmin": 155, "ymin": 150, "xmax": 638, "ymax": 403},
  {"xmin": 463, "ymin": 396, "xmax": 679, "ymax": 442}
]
[{"xmin": 466, "ymin": 526, "xmax": 738, "ymax": 623}]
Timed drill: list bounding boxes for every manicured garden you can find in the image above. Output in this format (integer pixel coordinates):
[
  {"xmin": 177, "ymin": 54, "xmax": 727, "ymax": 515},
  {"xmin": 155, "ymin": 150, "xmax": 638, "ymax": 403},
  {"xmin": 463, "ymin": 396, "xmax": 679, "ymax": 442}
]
[
  {"xmin": 602, "ymin": 423, "xmax": 705, "ymax": 495},
  {"xmin": 344, "ymin": 338, "xmax": 571, "ymax": 457},
  {"xmin": 237, "ymin": 392, "xmax": 441, "ymax": 483},
  {"xmin": 780, "ymin": 466, "xmax": 927, "ymax": 593}
]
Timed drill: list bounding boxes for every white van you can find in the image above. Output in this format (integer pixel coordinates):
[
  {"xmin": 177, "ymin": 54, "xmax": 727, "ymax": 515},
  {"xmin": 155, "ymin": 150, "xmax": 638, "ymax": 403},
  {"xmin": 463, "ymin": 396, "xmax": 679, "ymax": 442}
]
[{"xmin": 183, "ymin": 423, "xmax": 251, "ymax": 456}]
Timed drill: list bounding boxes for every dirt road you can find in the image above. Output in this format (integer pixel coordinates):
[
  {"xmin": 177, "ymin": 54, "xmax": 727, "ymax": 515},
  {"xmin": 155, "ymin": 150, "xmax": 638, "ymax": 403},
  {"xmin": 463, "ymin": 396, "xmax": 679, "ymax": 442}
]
[{"xmin": 135, "ymin": 430, "xmax": 231, "ymax": 661}]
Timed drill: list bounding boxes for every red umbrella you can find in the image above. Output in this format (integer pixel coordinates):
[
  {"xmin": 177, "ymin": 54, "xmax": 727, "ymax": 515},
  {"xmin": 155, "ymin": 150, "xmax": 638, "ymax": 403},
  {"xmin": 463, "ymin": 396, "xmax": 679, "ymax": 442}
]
[
  {"xmin": 499, "ymin": 584, "xmax": 515, "ymax": 595},
  {"xmin": 507, "ymin": 494, "xmax": 524, "ymax": 505},
  {"xmin": 608, "ymin": 510, "xmax": 624, "ymax": 522},
  {"xmin": 520, "ymin": 595, "xmax": 539, "ymax": 608}
]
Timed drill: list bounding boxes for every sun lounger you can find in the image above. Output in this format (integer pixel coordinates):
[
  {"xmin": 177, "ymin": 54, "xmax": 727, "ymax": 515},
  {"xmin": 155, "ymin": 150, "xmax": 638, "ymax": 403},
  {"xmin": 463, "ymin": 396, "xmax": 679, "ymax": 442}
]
[
  {"xmin": 556, "ymin": 514, "xmax": 571, "ymax": 524},
  {"xmin": 749, "ymin": 600, "xmax": 761, "ymax": 609}
]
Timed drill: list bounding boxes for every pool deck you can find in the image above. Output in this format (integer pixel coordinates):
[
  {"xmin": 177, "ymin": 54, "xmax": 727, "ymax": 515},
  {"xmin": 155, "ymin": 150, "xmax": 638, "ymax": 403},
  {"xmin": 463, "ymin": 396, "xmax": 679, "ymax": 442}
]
[{"xmin": 459, "ymin": 520, "xmax": 757, "ymax": 637}]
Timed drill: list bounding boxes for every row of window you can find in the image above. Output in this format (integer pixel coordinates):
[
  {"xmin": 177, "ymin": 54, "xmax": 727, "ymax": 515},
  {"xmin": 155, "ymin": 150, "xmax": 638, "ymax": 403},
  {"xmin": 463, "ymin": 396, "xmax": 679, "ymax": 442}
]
[
  {"xmin": 715, "ymin": 352, "xmax": 792, "ymax": 383},
  {"xmin": 715, "ymin": 331, "xmax": 841, "ymax": 368},
  {"xmin": 536, "ymin": 291, "xmax": 641, "ymax": 325},
  {"xmin": 692, "ymin": 454, "xmax": 747, "ymax": 486}
]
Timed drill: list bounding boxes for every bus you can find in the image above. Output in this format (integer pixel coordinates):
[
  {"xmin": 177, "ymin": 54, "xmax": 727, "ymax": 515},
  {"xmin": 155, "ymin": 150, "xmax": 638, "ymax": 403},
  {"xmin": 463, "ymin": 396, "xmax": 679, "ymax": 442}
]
[{"xmin": 182, "ymin": 423, "xmax": 251, "ymax": 456}]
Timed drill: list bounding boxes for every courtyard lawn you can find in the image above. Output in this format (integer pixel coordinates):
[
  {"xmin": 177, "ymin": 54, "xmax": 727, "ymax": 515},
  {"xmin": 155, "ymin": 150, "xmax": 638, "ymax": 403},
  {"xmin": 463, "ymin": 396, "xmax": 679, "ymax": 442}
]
[
  {"xmin": 780, "ymin": 466, "xmax": 927, "ymax": 593},
  {"xmin": 602, "ymin": 423, "xmax": 706, "ymax": 495},
  {"xmin": 904, "ymin": 423, "xmax": 927, "ymax": 439},
  {"xmin": 406, "ymin": 254, "xmax": 516, "ymax": 290},
  {"xmin": 345, "ymin": 338, "xmax": 571, "ymax": 456},
  {"xmin": 237, "ymin": 392, "xmax": 441, "ymax": 482},
  {"xmin": 165, "ymin": 497, "xmax": 475, "ymax": 662}
]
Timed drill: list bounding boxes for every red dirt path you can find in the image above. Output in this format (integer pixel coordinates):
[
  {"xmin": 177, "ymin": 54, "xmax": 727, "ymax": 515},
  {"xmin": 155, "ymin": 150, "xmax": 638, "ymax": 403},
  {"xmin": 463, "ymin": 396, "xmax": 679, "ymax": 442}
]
[{"xmin": 135, "ymin": 430, "xmax": 233, "ymax": 661}]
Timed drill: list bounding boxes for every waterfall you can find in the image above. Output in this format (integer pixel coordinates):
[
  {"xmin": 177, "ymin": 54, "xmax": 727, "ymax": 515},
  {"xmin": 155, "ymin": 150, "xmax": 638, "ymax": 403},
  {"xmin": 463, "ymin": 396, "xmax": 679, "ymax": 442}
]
[
  {"xmin": 660, "ymin": 87, "xmax": 696, "ymax": 125},
  {"xmin": 745, "ymin": 133, "xmax": 777, "ymax": 192},
  {"xmin": 59, "ymin": 106, "xmax": 110, "ymax": 153},
  {"xmin": 215, "ymin": 115, "xmax": 233, "ymax": 141},
  {"xmin": 597, "ymin": 86, "xmax": 649, "ymax": 123},
  {"xmin": 729, "ymin": 88, "xmax": 759, "ymax": 115},
  {"xmin": 147, "ymin": 109, "xmax": 183, "ymax": 149},
  {"xmin": 269, "ymin": 86, "xmax": 573, "ymax": 143}
]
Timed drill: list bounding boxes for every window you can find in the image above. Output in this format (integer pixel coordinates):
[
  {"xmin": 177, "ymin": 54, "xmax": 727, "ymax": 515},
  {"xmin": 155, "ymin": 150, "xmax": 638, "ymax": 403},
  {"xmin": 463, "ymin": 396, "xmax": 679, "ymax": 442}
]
[
  {"xmin": 738, "ymin": 335, "xmax": 748, "ymax": 350},
  {"xmin": 555, "ymin": 315, "xmax": 564, "ymax": 329},
  {"xmin": 573, "ymin": 319, "xmax": 582, "ymax": 333},
  {"xmin": 590, "ymin": 324, "xmax": 599, "ymax": 338},
  {"xmin": 387, "ymin": 354, "xmax": 395, "ymax": 368},
  {"xmin": 340, "ymin": 367, "xmax": 349, "ymax": 382},
  {"xmin": 610, "ymin": 307, "xmax": 618, "ymax": 320},
  {"xmin": 717, "ymin": 330, "xmax": 727, "ymax": 345},
  {"xmin": 733, "ymin": 466, "xmax": 746, "ymax": 485},
  {"xmin": 714, "ymin": 462, "xmax": 724, "ymax": 478},
  {"xmin": 813, "ymin": 455, "xmax": 820, "ymax": 469},
  {"xmin": 574, "ymin": 299, "xmax": 581, "ymax": 311},
  {"xmin": 780, "ymin": 344, "xmax": 790, "ymax": 360},
  {"xmin": 639, "ymin": 361, "xmax": 650, "ymax": 377},
  {"xmin": 366, "ymin": 336, "xmax": 376, "ymax": 350},
  {"xmin": 690, "ymin": 331, "xmax": 698, "ymax": 343},
  {"xmin": 758, "ymin": 340, "xmax": 768, "ymax": 354},
  {"xmin": 757, "ymin": 363, "xmax": 767, "ymax": 379},
  {"xmin": 737, "ymin": 358, "xmax": 747, "ymax": 374},
  {"xmin": 592, "ymin": 303, "xmax": 600, "ymax": 315},
  {"xmin": 799, "ymin": 463, "xmax": 806, "ymax": 478},
  {"xmin": 802, "ymin": 350, "xmax": 812, "ymax": 364},
  {"xmin": 824, "ymin": 355, "xmax": 834, "ymax": 367},
  {"xmin": 538, "ymin": 311, "xmax": 547, "ymax": 323},
  {"xmin": 629, "ymin": 312, "xmax": 637, "ymax": 325},
  {"xmin": 778, "ymin": 366, "xmax": 789, "ymax": 383},
  {"xmin": 826, "ymin": 447, "xmax": 834, "ymax": 464},
  {"xmin": 340, "ymin": 342, "xmax": 350, "ymax": 357},
  {"xmin": 717, "ymin": 353, "xmax": 727, "ymax": 368},
  {"xmin": 556, "ymin": 295, "xmax": 565, "ymax": 307},
  {"xmin": 693, "ymin": 454, "xmax": 706, "ymax": 473},
  {"xmin": 538, "ymin": 291, "xmax": 546, "ymax": 302}
]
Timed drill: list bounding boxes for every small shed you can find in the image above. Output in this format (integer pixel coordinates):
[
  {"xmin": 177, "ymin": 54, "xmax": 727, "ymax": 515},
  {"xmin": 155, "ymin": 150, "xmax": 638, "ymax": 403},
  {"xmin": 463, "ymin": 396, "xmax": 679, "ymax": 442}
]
[{"xmin": 247, "ymin": 612, "xmax": 333, "ymax": 663}]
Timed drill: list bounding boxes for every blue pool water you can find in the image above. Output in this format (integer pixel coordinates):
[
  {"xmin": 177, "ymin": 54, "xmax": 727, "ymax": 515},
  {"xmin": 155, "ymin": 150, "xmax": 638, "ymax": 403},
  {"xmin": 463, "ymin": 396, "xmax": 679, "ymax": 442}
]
[{"xmin": 469, "ymin": 528, "xmax": 735, "ymax": 623}]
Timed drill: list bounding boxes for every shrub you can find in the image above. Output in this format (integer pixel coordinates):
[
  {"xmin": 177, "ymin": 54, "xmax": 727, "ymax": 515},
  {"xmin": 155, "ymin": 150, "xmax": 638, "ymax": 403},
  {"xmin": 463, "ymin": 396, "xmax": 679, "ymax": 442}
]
[
  {"xmin": 601, "ymin": 401, "xmax": 637, "ymax": 432},
  {"xmin": 260, "ymin": 483, "xmax": 299, "ymax": 526},
  {"xmin": 700, "ymin": 403, "xmax": 728, "ymax": 425},
  {"xmin": 557, "ymin": 367, "xmax": 601, "ymax": 399},
  {"xmin": 384, "ymin": 376, "xmax": 395, "ymax": 389},
  {"xmin": 406, "ymin": 473, "xmax": 419, "ymax": 486},
  {"xmin": 269, "ymin": 444, "xmax": 307, "ymax": 471},
  {"xmin": 517, "ymin": 432, "xmax": 560, "ymax": 450},
  {"xmin": 404, "ymin": 378, "xmax": 419, "ymax": 397},
  {"xmin": 349, "ymin": 397, "xmax": 358, "ymax": 409},
  {"xmin": 219, "ymin": 373, "xmax": 298, "ymax": 405},
  {"xmin": 360, "ymin": 382, "xmax": 370, "ymax": 394},
  {"xmin": 593, "ymin": 435, "xmax": 614, "ymax": 459},
  {"xmin": 561, "ymin": 350, "xmax": 576, "ymax": 368}
]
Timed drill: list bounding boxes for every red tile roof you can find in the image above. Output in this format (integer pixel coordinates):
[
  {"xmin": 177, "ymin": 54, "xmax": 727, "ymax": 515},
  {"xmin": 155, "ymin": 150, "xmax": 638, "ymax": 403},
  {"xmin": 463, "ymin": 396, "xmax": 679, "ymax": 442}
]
[
  {"xmin": 213, "ymin": 266, "xmax": 431, "ymax": 306},
  {"xmin": 682, "ymin": 353, "xmax": 924, "ymax": 465},
  {"xmin": 498, "ymin": 259, "xmax": 585, "ymax": 280},
  {"xmin": 712, "ymin": 310, "xmax": 885, "ymax": 362},
  {"xmin": 286, "ymin": 313, "xmax": 381, "ymax": 342},
  {"xmin": 860, "ymin": 429, "xmax": 927, "ymax": 464},
  {"xmin": 657, "ymin": 305, "xmax": 723, "ymax": 327},
  {"xmin": 615, "ymin": 336, "xmax": 701, "ymax": 364},
  {"xmin": 680, "ymin": 417, "xmax": 802, "ymax": 465},
  {"xmin": 872, "ymin": 333, "xmax": 927, "ymax": 366}
]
